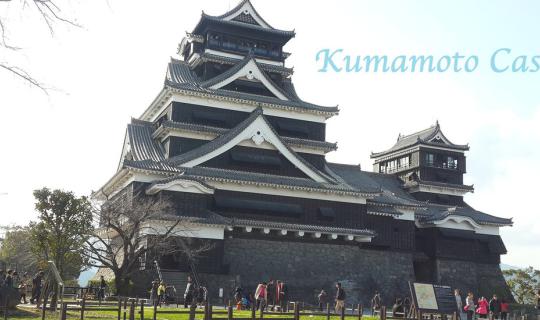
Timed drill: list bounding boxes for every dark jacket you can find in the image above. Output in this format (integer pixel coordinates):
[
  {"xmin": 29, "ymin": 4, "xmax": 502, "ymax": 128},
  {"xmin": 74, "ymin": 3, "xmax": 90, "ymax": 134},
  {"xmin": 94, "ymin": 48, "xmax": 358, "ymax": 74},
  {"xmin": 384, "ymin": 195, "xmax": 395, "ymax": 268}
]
[
  {"xmin": 336, "ymin": 287, "xmax": 346, "ymax": 300},
  {"xmin": 489, "ymin": 298, "xmax": 501, "ymax": 313}
]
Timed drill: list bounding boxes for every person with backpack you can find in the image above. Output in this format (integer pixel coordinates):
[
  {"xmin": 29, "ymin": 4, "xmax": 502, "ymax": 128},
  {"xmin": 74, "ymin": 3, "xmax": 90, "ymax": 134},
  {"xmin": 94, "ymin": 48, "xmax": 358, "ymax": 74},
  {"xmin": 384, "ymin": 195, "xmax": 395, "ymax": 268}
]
[{"xmin": 335, "ymin": 282, "xmax": 346, "ymax": 313}]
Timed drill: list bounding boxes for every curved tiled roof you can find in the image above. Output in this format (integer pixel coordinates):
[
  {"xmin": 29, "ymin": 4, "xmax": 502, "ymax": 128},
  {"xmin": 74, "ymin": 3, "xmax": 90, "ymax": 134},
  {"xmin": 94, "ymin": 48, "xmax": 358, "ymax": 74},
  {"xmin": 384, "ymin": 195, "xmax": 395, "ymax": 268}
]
[
  {"xmin": 418, "ymin": 204, "xmax": 513, "ymax": 226},
  {"xmin": 371, "ymin": 122, "xmax": 469, "ymax": 158},
  {"xmin": 193, "ymin": 14, "xmax": 295, "ymax": 38},
  {"xmin": 200, "ymin": 55, "xmax": 294, "ymax": 101},
  {"xmin": 160, "ymin": 120, "xmax": 337, "ymax": 152},
  {"xmin": 326, "ymin": 162, "xmax": 512, "ymax": 226},
  {"xmin": 165, "ymin": 59, "xmax": 338, "ymax": 114},
  {"xmin": 230, "ymin": 218, "xmax": 376, "ymax": 237},
  {"xmin": 166, "ymin": 107, "xmax": 337, "ymax": 183},
  {"xmin": 196, "ymin": 52, "xmax": 293, "ymax": 75},
  {"xmin": 127, "ymin": 120, "xmax": 165, "ymax": 162},
  {"xmin": 178, "ymin": 166, "xmax": 375, "ymax": 196}
]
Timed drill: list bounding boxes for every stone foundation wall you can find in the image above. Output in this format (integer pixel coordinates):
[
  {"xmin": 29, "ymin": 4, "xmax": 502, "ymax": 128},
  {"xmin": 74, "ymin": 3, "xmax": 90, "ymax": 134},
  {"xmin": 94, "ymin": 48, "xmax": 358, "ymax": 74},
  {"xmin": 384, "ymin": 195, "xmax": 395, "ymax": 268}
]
[
  {"xmin": 216, "ymin": 238, "xmax": 415, "ymax": 306},
  {"xmin": 435, "ymin": 259, "xmax": 512, "ymax": 300}
]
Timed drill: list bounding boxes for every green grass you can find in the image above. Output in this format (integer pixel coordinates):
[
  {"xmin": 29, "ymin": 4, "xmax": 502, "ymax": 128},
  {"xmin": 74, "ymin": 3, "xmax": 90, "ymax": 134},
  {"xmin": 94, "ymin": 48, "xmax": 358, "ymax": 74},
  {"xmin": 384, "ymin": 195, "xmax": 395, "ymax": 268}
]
[{"xmin": 7, "ymin": 306, "xmax": 379, "ymax": 320}]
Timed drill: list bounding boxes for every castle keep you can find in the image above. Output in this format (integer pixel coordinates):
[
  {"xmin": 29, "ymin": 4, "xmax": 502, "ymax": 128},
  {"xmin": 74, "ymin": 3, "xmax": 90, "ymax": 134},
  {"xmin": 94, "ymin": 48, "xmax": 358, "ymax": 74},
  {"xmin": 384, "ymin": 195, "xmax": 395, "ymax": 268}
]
[{"xmin": 95, "ymin": 0, "xmax": 512, "ymax": 304}]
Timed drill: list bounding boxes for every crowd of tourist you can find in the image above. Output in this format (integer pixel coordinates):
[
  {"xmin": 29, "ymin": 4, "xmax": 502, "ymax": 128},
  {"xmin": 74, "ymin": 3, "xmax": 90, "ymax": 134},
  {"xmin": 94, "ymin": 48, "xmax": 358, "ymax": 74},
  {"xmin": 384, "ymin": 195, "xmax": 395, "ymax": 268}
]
[{"xmin": 0, "ymin": 269, "xmax": 45, "ymax": 305}]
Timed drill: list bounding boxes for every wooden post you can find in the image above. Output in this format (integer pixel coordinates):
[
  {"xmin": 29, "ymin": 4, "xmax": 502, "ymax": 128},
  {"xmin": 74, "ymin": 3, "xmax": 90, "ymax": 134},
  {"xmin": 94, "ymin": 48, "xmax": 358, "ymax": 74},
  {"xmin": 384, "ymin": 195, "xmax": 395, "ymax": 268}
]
[
  {"xmin": 340, "ymin": 303, "xmax": 345, "ymax": 320},
  {"xmin": 209, "ymin": 305, "xmax": 214, "ymax": 320},
  {"xmin": 41, "ymin": 294, "xmax": 48, "ymax": 320},
  {"xmin": 61, "ymin": 302, "xmax": 68, "ymax": 320},
  {"xmin": 117, "ymin": 297, "xmax": 122, "ymax": 320},
  {"xmin": 153, "ymin": 301, "xmax": 157, "ymax": 320},
  {"xmin": 294, "ymin": 302, "xmax": 300, "ymax": 320},
  {"xmin": 326, "ymin": 303, "xmax": 330, "ymax": 320},
  {"xmin": 3, "ymin": 295, "xmax": 9, "ymax": 320},
  {"xmin": 358, "ymin": 304, "xmax": 363, "ymax": 320},
  {"xmin": 251, "ymin": 303, "xmax": 256, "ymax": 320},
  {"xmin": 140, "ymin": 300, "xmax": 145, "ymax": 320},
  {"xmin": 123, "ymin": 298, "xmax": 128, "ymax": 320},
  {"xmin": 129, "ymin": 300, "xmax": 136, "ymax": 320},
  {"xmin": 380, "ymin": 306, "xmax": 386, "ymax": 320},
  {"xmin": 80, "ymin": 297, "xmax": 86, "ymax": 320},
  {"xmin": 228, "ymin": 305, "xmax": 233, "ymax": 320}
]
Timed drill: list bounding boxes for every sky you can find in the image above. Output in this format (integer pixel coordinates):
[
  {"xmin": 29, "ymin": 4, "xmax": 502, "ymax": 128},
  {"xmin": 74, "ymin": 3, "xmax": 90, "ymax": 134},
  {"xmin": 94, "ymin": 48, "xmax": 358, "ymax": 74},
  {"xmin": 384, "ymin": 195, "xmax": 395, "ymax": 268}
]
[{"xmin": 0, "ymin": 0, "xmax": 538, "ymax": 269}]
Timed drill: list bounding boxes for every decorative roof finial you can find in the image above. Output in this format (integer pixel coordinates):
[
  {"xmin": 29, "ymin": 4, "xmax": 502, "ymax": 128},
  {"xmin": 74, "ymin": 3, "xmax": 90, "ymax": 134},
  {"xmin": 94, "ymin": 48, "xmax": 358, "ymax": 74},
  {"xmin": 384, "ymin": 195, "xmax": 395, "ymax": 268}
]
[{"xmin": 435, "ymin": 119, "xmax": 439, "ymax": 127}]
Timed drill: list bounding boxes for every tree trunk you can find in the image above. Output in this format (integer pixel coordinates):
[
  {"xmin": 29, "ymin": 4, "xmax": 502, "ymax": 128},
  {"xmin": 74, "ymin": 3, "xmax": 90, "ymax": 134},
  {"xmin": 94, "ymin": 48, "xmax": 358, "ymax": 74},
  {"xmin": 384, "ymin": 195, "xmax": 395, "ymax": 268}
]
[{"xmin": 115, "ymin": 274, "xmax": 131, "ymax": 296}]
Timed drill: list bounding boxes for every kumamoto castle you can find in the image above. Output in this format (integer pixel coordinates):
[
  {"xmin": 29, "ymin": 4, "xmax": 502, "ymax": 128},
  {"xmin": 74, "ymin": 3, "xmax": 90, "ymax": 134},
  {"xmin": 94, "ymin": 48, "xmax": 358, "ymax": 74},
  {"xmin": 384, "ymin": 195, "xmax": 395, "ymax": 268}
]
[{"xmin": 94, "ymin": 0, "xmax": 513, "ymax": 303}]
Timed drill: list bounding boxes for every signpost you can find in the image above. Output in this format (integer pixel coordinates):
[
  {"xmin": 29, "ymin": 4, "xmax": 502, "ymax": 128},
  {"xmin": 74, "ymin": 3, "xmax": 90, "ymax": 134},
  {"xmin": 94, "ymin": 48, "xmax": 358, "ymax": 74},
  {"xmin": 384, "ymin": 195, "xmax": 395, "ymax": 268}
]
[{"xmin": 409, "ymin": 282, "xmax": 457, "ymax": 319}]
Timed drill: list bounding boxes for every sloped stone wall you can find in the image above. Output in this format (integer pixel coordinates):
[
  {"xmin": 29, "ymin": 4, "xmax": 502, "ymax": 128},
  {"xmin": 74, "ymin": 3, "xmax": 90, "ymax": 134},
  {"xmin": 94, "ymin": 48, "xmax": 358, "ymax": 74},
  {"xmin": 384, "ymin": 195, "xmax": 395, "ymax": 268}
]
[{"xmin": 221, "ymin": 238, "xmax": 415, "ymax": 306}]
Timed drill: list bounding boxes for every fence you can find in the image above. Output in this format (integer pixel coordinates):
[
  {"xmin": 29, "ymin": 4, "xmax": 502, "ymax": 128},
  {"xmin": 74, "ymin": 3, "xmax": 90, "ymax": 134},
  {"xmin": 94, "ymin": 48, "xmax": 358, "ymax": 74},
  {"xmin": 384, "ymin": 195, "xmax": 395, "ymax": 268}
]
[{"xmin": 29, "ymin": 298, "xmax": 540, "ymax": 320}]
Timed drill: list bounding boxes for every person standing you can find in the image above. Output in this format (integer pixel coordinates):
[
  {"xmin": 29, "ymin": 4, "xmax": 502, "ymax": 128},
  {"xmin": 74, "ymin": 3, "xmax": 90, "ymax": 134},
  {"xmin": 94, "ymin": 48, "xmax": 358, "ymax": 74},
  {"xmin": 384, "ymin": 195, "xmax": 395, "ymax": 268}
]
[
  {"xmin": 19, "ymin": 272, "xmax": 29, "ymax": 304},
  {"xmin": 465, "ymin": 292, "xmax": 475, "ymax": 320},
  {"xmin": 157, "ymin": 282, "xmax": 166, "ymax": 307},
  {"xmin": 150, "ymin": 280, "xmax": 159, "ymax": 306},
  {"xmin": 276, "ymin": 281, "xmax": 288, "ymax": 311},
  {"xmin": 455, "ymin": 289, "xmax": 464, "ymax": 320},
  {"xmin": 184, "ymin": 276, "xmax": 195, "ymax": 308},
  {"xmin": 5, "ymin": 270, "xmax": 14, "ymax": 288},
  {"xmin": 98, "ymin": 275, "xmax": 107, "ymax": 302},
  {"xmin": 335, "ymin": 282, "xmax": 346, "ymax": 314},
  {"xmin": 489, "ymin": 294, "xmax": 501, "ymax": 320},
  {"xmin": 499, "ymin": 298, "xmax": 509, "ymax": 320},
  {"xmin": 30, "ymin": 270, "xmax": 44, "ymax": 304},
  {"xmin": 318, "ymin": 290, "xmax": 328, "ymax": 311},
  {"xmin": 266, "ymin": 280, "xmax": 275, "ymax": 310},
  {"xmin": 371, "ymin": 291, "xmax": 382, "ymax": 315},
  {"xmin": 255, "ymin": 282, "xmax": 268, "ymax": 311},
  {"xmin": 476, "ymin": 296, "xmax": 489, "ymax": 319}
]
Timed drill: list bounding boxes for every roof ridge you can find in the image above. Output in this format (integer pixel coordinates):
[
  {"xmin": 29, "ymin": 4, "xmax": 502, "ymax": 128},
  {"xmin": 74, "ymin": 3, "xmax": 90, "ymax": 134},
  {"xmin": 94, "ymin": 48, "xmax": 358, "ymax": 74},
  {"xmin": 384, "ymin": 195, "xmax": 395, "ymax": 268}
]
[{"xmin": 398, "ymin": 124, "xmax": 437, "ymax": 141}]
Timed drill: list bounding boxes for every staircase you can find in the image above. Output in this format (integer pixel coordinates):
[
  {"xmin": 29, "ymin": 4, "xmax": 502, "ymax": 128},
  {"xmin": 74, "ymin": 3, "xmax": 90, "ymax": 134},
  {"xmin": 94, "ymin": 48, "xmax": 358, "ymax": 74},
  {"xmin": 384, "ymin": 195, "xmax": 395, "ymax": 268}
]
[{"xmin": 160, "ymin": 270, "xmax": 190, "ymax": 297}]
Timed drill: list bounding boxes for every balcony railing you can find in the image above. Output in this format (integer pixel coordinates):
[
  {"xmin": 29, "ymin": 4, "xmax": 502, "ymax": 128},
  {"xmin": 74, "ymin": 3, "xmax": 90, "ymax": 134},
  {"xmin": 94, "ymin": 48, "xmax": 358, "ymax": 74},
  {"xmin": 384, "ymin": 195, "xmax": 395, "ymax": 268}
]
[
  {"xmin": 425, "ymin": 161, "xmax": 458, "ymax": 170},
  {"xmin": 384, "ymin": 163, "xmax": 410, "ymax": 173}
]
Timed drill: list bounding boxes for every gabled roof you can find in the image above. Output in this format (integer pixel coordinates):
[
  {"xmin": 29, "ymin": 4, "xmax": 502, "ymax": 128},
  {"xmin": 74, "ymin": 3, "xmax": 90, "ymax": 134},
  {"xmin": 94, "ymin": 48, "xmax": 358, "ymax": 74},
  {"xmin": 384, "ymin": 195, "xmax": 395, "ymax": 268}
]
[
  {"xmin": 192, "ymin": 0, "xmax": 295, "ymax": 40},
  {"xmin": 166, "ymin": 107, "xmax": 334, "ymax": 183},
  {"xmin": 208, "ymin": 0, "xmax": 274, "ymax": 29},
  {"xmin": 326, "ymin": 163, "xmax": 512, "ymax": 227},
  {"xmin": 416, "ymin": 204, "xmax": 513, "ymax": 227},
  {"xmin": 193, "ymin": 52, "xmax": 294, "ymax": 76},
  {"xmin": 162, "ymin": 58, "xmax": 339, "ymax": 115},
  {"xmin": 371, "ymin": 122, "xmax": 469, "ymax": 158},
  {"xmin": 200, "ymin": 55, "xmax": 292, "ymax": 101},
  {"xmin": 157, "ymin": 120, "xmax": 338, "ymax": 153}
]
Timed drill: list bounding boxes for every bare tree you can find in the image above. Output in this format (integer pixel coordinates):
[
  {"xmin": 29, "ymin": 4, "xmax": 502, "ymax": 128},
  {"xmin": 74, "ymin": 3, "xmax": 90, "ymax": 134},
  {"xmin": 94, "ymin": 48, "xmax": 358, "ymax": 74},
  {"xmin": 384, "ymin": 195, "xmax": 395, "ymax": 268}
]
[
  {"xmin": 83, "ymin": 193, "xmax": 211, "ymax": 295},
  {"xmin": 0, "ymin": 0, "xmax": 80, "ymax": 93}
]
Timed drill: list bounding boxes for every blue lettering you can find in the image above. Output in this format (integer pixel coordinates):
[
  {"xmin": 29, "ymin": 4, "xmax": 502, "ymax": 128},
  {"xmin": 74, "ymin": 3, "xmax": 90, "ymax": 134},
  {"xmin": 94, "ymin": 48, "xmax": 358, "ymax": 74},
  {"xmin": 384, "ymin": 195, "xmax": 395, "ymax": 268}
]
[
  {"xmin": 391, "ymin": 56, "xmax": 408, "ymax": 72},
  {"xmin": 512, "ymin": 55, "xmax": 528, "ymax": 72},
  {"xmin": 464, "ymin": 56, "xmax": 479, "ymax": 72},
  {"xmin": 491, "ymin": 48, "xmax": 511, "ymax": 73},
  {"xmin": 316, "ymin": 49, "xmax": 343, "ymax": 72},
  {"xmin": 436, "ymin": 56, "xmax": 451, "ymax": 72},
  {"xmin": 530, "ymin": 55, "xmax": 540, "ymax": 72}
]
